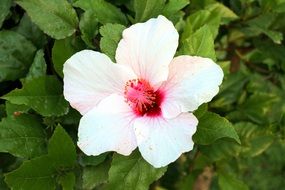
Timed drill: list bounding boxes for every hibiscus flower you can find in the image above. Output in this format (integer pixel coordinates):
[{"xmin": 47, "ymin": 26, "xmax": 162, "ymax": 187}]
[{"xmin": 63, "ymin": 15, "xmax": 223, "ymax": 168}]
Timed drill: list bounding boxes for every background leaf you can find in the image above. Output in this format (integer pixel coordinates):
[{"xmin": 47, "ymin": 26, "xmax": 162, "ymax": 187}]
[
  {"xmin": 16, "ymin": 0, "xmax": 78, "ymax": 39},
  {"xmin": 5, "ymin": 102, "xmax": 30, "ymax": 116},
  {"xmin": 134, "ymin": 0, "xmax": 165, "ymax": 22},
  {"xmin": 14, "ymin": 14, "xmax": 47, "ymax": 48},
  {"xmin": 107, "ymin": 151, "xmax": 167, "ymax": 190},
  {"xmin": 79, "ymin": 11, "xmax": 99, "ymax": 48},
  {"xmin": 74, "ymin": 0, "xmax": 127, "ymax": 25},
  {"xmin": 52, "ymin": 36, "xmax": 84, "ymax": 77},
  {"xmin": 182, "ymin": 9, "xmax": 221, "ymax": 40},
  {"xmin": 2, "ymin": 76, "xmax": 69, "ymax": 117},
  {"xmin": 0, "ymin": 114, "xmax": 46, "ymax": 158},
  {"xmin": 199, "ymin": 138, "xmax": 241, "ymax": 161},
  {"xmin": 99, "ymin": 24, "xmax": 126, "ymax": 61},
  {"xmin": 0, "ymin": 0, "xmax": 285, "ymax": 189},
  {"xmin": 25, "ymin": 49, "xmax": 47, "ymax": 81},
  {"xmin": 180, "ymin": 25, "xmax": 216, "ymax": 60},
  {"xmin": 5, "ymin": 126, "xmax": 76, "ymax": 190},
  {"xmin": 162, "ymin": 0, "xmax": 189, "ymax": 23},
  {"xmin": 218, "ymin": 173, "xmax": 249, "ymax": 190},
  {"xmin": 0, "ymin": 0, "xmax": 12, "ymax": 28},
  {"xmin": 0, "ymin": 31, "xmax": 36, "ymax": 82},
  {"xmin": 82, "ymin": 160, "xmax": 110, "ymax": 190},
  {"xmin": 193, "ymin": 112, "xmax": 240, "ymax": 145},
  {"xmin": 58, "ymin": 172, "xmax": 76, "ymax": 190}
]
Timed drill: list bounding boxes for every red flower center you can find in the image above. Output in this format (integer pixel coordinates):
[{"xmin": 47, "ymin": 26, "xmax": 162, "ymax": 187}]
[{"xmin": 124, "ymin": 79, "xmax": 163, "ymax": 117}]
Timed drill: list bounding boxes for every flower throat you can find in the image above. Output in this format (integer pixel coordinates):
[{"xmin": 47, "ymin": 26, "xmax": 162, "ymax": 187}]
[{"xmin": 124, "ymin": 79, "xmax": 163, "ymax": 117}]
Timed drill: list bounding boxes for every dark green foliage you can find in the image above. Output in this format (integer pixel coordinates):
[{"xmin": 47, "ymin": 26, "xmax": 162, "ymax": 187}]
[
  {"xmin": 0, "ymin": 0, "xmax": 284, "ymax": 189},
  {"xmin": 5, "ymin": 126, "xmax": 76, "ymax": 190},
  {"xmin": 107, "ymin": 151, "xmax": 167, "ymax": 190},
  {"xmin": 0, "ymin": 31, "xmax": 36, "ymax": 82}
]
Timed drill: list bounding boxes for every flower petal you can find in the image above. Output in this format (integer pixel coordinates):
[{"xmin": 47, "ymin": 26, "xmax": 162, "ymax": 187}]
[
  {"xmin": 63, "ymin": 50, "xmax": 136, "ymax": 115},
  {"xmin": 134, "ymin": 113, "xmax": 198, "ymax": 168},
  {"xmin": 160, "ymin": 56, "xmax": 224, "ymax": 118},
  {"xmin": 77, "ymin": 94, "xmax": 137, "ymax": 156},
  {"xmin": 116, "ymin": 15, "xmax": 179, "ymax": 86}
]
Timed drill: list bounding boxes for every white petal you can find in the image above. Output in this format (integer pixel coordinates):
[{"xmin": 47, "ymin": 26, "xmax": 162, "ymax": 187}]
[
  {"xmin": 116, "ymin": 15, "xmax": 179, "ymax": 86},
  {"xmin": 160, "ymin": 56, "xmax": 224, "ymax": 118},
  {"xmin": 134, "ymin": 113, "xmax": 198, "ymax": 168},
  {"xmin": 77, "ymin": 94, "xmax": 137, "ymax": 156},
  {"xmin": 63, "ymin": 50, "xmax": 136, "ymax": 115}
]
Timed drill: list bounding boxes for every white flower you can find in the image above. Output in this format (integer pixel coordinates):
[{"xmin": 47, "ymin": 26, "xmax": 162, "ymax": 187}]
[{"xmin": 63, "ymin": 15, "xmax": 223, "ymax": 168}]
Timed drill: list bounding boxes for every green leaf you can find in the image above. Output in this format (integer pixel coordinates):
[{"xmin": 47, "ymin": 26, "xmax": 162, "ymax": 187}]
[
  {"xmin": 79, "ymin": 153, "xmax": 108, "ymax": 167},
  {"xmin": 249, "ymin": 25, "xmax": 283, "ymax": 44},
  {"xmin": 57, "ymin": 108, "xmax": 81, "ymax": 126},
  {"xmin": 26, "ymin": 49, "xmax": 47, "ymax": 81},
  {"xmin": 180, "ymin": 25, "xmax": 216, "ymax": 61},
  {"xmin": 52, "ymin": 36, "xmax": 84, "ymax": 77},
  {"xmin": 218, "ymin": 173, "xmax": 249, "ymax": 190},
  {"xmin": 182, "ymin": 10, "xmax": 221, "ymax": 40},
  {"xmin": 211, "ymin": 72, "xmax": 248, "ymax": 110},
  {"xmin": 162, "ymin": 0, "xmax": 189, "ymax": 17},
  {"xmin": 260, "ymin": 28, "xmax": 283, "ymax": 44},
  {"xmin": 253, "ymin": 40, "xmax": 285, "ymax": 70},
  {"xmin": 74, "ymin": 0, "xmax": 127, "ymax": 25},
  {"xmin": 134, "ymin": 0, "xmax": 165, "ymax": 22},
  {"xmin": 0, "ymin": 114, "xmax": 46, "ymax": 158},
  {"xmin": 0, "ymin": 172, "xmax": 9, "ymax": 190},
  {"xmin": 14, "ymin": 14, "xmax": 47, "ymax": 48},
  {"xmin": 82, "ymin": 160, "xmax": 110, "ymax": 190},
  {"xmin": 99, "ymin": 24, "xmax": 125, "ymax": 61},
  {"xmin": 200, "ymin": 138, "xmax": 241, "ymax": 161},
  {"xmin": 15, "ymin": 0, "xmax": 78, "ymax": 39},
  {"xmin": 5, "ymin": 102, "xmax": 30, "ymax": 116},
  {"xmin": 107, "ymin": 151, "xmax": 167, "ymax": 190},
  {"xmin": 2, "ymin": 76, "xmax": 69, "ymax": 117},
  {"xmin": 234, "ymin": 122, "xmax": 274, "ymax": 157},
  {"xmin": 0, "ymin": 105, "xmax": 5, "ymax": 120},
  {"xmin": 193, "ymin": 112, "xmax": 240, "ymax": 145},
  {"xmin": 244, "ymin": 135, "xmax": 274, "ymax": 157},
  {"xmin": 161, "ymin": 0, "xmax": 188, "ymax": 23},
  {"xmin": 58, "ymin": 172, "xmax": 76, "ymax": 190},
  {"xmin": 0, "ymin": 30, "xmax": 36, "ymax": 82},
  {"xmin": 236, "ymin": 121, "xmax": 257, "ymax": 135},
  {"xmin": 5, "ymin": 126, "xmax": 76, "ymax": 190},
  {"xmin": 5, "ymin": 156, "xmax": 56, "ymax": 190},
  {"xmin": 190, "ymin": 0, "xmax": 216, "ymax": 9},
  {"xmin": 193, "ymin": 103, "xmax": 208, "ymax": 119},
  {"xmin": 238, "ymin": 93, "xmax": 278, "ymax": 124},
  {"xmin": 205, "ymin": 2, "xmax": 239, "ymax": 24},
  {"xmin": 0, "ymin": 0, "xmax": 12, "ymax": 28},
  {"xmin": 246, "ymin": 13, "xmax": 276, "ymax": 30},
  {"xmin": 79, "ymin": 11, "xmax": 99, "ymax": 48},
  {"xmin": 275, "ymin": 2, "xmax": 285, "ymax": 13},
  {"xmin": 245, "ymin": 13, "xmax": 283, "ymax": 44},
  {"xmin": 48, "ymin": 126, "xmax": 76, "ymax": 167}
]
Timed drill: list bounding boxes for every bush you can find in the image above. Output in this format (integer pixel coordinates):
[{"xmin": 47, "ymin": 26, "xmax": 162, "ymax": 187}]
[{"xmin": 0, "ymin": 0, "xmax": 284, "ymax": 189}]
